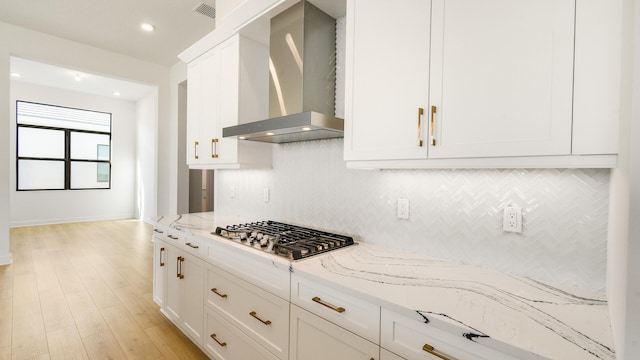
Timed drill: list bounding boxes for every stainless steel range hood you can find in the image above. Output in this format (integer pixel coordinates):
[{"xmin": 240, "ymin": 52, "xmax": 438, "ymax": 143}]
[{"xmin": 222, "ymin": 0, "xmax": 342, "ymax": 144}]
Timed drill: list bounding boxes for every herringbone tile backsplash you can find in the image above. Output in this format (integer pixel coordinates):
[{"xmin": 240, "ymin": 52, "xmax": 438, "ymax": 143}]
[{"xmin": 216, "ymin": 139, "xmax": 610, "ymax": 293}]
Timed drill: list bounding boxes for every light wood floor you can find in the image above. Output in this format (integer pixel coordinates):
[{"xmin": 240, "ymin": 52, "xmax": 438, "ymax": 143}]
[{"xmin": 0, "ymin": 220, "xmax": 209, "ymax": 360}]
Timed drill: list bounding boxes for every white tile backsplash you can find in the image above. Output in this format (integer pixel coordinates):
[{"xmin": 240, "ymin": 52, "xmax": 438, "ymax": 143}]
[{"xmin": 216, "ymin": 139, "xmax": 610, "ymax": 293}]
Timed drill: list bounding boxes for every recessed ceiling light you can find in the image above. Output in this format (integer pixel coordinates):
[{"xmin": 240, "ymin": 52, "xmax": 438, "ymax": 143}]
[
  {"xmin": 302, "ymin": 127, "xmax": 311, "ymax": 131},
  {"xmin": 10, "ymin": 72, "xmax": 21, "ymax": 78},
  {"xmin": 74, "ymin": 73, "xmax": 82, "ymax": 82},
  {"xmin": 140, "ymin": 23, "xmax": 155, "ymax": 32},
  {"xmin": 266, "ymin": 132, "xmax": 275, "ymax": 136},
  {"xmin": 113, "ymin": 91, "xmax": 121, "ymax": 96},
  {"xmin": 238, "ymin": 136, "xmax": 246, "ymax": 140}
]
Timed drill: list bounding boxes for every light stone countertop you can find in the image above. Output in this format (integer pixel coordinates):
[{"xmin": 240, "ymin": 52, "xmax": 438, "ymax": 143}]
[{"xmin": 151, "ymin": 212, "xmax": 614, "ymax": 360}]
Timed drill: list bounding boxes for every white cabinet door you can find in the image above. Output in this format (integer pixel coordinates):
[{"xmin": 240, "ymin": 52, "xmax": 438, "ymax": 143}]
[
  {"xmin": 152, "ymin": 238, "xmax": 167, "ymax": 307},
  {"xmin": 344, "ymin": 0, "xmax": 431, "ymax": 161},
  {"xmin": 427, "ymin": 0, "xmax": 575, "ymax": 159},
  {"xmin": 186, "ymin": 35, "xmax": 271, "ymax": 169},
  {"xmin": 181, "ymin": 252, "xmax": 205, "ymax": 345},
  {"xmin": 290, "ymin": 305, "xmax": 379, "ymax": 360},
  {"xmin": 163, "ymin": 243, "xmax": 205, "ymax": 346}
]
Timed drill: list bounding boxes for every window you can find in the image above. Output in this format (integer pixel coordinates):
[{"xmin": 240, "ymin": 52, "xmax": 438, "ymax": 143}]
[{"xmin": 16, "ymin": 101, "xmax": 112, "ymax": 191}]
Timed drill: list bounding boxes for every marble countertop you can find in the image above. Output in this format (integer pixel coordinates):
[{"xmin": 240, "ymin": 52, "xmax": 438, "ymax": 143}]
[{"xmin": 151, "ymin": 212, "xmax": 614, "ymax": 360}]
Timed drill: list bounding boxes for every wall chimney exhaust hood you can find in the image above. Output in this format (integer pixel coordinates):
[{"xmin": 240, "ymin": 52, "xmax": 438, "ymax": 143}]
[{"xmin": 223, "ymin": 0, "xmax": 342, "ymax": 144}]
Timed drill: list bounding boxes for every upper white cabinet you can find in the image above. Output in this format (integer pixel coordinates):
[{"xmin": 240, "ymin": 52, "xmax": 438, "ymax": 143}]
[
  {"xmin": 186, "ymin": 34, "xmax": 272, "ymax": 169},
  {"xmin": 344, "ymin": 0, "xmax": 619, "ymax": 168}
]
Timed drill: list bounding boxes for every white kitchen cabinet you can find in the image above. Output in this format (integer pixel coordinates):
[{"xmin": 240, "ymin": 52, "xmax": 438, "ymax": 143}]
[
  {"xmin": 206, "ymin": 263, "xmax": 289, "ymax": 359},
  {"xmin": 152, "ymin": 236, "xmax": 167, "ymax": 307},
  {"xmin": 381, "ymin": 308, "xmax": 523, "ymax": 360},
  {"xmin": 164, "ymin": 242, "xmax": 206, "ymax": 346},
  {"xmin": 344, "ymin": 0, "xmax": 431, "ymax": 161},
  {"xmin": 290, "ymin": 304, "xmax": 379, "ymax": 360},
  {"xmin": 290, "ymin": 272, "xmax": 380, "ymax": 344},
  {"xmin": 186, "ymin": 34, "xmax": 272, "ymax": 169},
  {"xmin": 345, "ymin": 0, "xmax": 617, "ymax": 168}
]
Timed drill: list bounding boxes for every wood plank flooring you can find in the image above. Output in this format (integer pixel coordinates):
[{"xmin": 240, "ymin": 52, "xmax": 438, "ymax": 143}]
[{"xmin": 1, "ymin": 220, "xmax": 209, "ymax": 360}]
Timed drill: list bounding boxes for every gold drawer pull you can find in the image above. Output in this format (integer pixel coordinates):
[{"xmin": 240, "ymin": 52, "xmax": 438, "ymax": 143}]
[
  {"xmin": 167, "ymin": 235, "xmax": 178, "ymax": 240},
  {"xmin": 210, "ymin": 333, "xmax": 227, "ymax": 347},
  {"xmin": 249, "ymin": 311, "xmax": 272, "ymax": 325},
  {"xmin": 211, "ymin": 288, "xmax": 228, "ymax": 298},
  {"xmin": 159, "ymin": 247, "xmax": 165, "ymax": 267},
  {"xmin": 195, "ymin": 141, "xmax": 199, "ymax": 159},
  {"xmin": 417, "ymin": 107, "xmax": 424, "ymax": 147},
  {"xmin": 423, "ymin": 343, "xmax": 451, "ymax": 360},
  {"xmin": 153, "ymin": 228, "xmax": 164, "ymax": 234},
  {"xmin": 430, "ymin": 105, "xmax": 437, "ymax": 146},
  {"xmin": 185, "ymin": 242, "xmax": 199, "ymax": 249},
  {"xmin": 177, "ymin": 256, "xmax": 184, "ymax": 279},
  {"xmin": 212, "ymin": 138, "xmax": 219, "ymax": 158},
  {"xmin": 312, "ymin": 296, "xmax": 345, "ymax": 313}
]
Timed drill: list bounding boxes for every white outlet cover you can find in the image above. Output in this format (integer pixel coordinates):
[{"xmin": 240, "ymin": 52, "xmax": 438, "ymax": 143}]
[
  {"xmin": 397, "ymin": 198, "xmax": 410, "ymax": 219},
  {"xmin": 263, "ymin": 187, "xmax": 270, "ymax": 202},
  {"xmin": 503, "ymin": 206, "xmax": 522, "ymax": 233}
]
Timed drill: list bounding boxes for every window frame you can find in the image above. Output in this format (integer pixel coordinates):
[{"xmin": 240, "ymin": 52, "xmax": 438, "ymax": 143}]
[{"xmin": 16, "ymin": 100, "xmax": 113, "ymax": 191}]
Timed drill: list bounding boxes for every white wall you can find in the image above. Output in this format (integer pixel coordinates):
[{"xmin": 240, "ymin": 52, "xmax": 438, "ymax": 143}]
[
  {"xmin": 170, "ymin": 62, "xmax": 189, "ymax": 215},
  {"xmin": 9, "ymin": 82, "xmax": 137, "ymax": 225},
  {"xmin": 0, "ymin": 21, "xmax": 172, "ymax": 264},
  {"xmin": 136, "ymin": 91, "xmax": 159, "ymax": 221}
]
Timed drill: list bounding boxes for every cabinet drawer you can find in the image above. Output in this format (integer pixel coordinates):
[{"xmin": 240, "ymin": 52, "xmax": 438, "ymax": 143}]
[
  {"xmin": 204, "ymin": 307, "xmax": 279, "ymax": 360},
  {"xmin": 206, "ymin": 264, "xmax": 289, "ymax": 359},
  {"xmin": 291, "ymin": 273, "xmax": 380, "ymax": 343},
  {"xmin": 381, "ymin": 308, "xmax": 521, "ymax": 360}
]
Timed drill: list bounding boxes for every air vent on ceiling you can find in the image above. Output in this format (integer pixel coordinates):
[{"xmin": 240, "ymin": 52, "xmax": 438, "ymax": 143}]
[{"xmin": 193, "ymin": 2, "xmax": 216, "ymax": 19}]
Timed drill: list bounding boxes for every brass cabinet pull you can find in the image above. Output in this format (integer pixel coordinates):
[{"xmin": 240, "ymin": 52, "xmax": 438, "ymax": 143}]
[
  {"xmin": 430, "ymin": 105, "xmax": 437, "ymax": 146},
  {"xmin": 417, "ymin": 107, "xmax": 424, "ymax": 147},
  {"xmin": 177, "ymin": 256, "xmax": 184, "ymax": 279},
  {"xmin": 185, "ymin": 242, "xmax": 199, "ymax": 249},
  {"xmin": 168, "ymin": 235, "xmax": 178, "ymax": 240},
  {"xmin": 422, "ymin": 344, "xmax": 451, "ymax": 360},
  {"xmin": 249, "ymin": 311, "xmax": 272, "ymax": 325},
  {"xmin": 210, "ymin": 333, "xmax": 227, "ymax": 347},
  {"xmin": 312, "ymin": 296, "xmax": 345, "ymax": 313},
  {"xmin": 195, "ymin": 141, "xmax": 199, "ymax": 159},
  {"xmin": 212, "ymin": 138, "xmax": 219, "ymax": 158},
  {"xmin": 153, "ymin": 228, "xmax": 164, "ymax": 234},
  {"xmin": 159, "ymin": 247, "xmax": 165, "ymax": 267},
  {"xmin": 211, "ymin": 288, "xmax": 228, "ymax": 298}
]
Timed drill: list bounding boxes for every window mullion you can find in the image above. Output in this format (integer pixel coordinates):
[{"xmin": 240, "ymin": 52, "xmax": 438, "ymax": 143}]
[{"xmin": 65, "ymin": 130, "xmax": 71, "ymax": 190}]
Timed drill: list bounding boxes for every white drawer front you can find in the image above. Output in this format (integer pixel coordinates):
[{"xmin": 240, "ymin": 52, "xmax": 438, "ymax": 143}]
[
  {"xmin": 207, "ymin": 264, "xmax": 289, "ymax": 359},
  {"xmin": 291, "ymin": 272, "xmax": 380, "ymax": 343},
  {"xmin": 204, "ymin": 307, "xmax": 279, "ymax": 360},
  {"xmin": 381, "ymin": 308, "xmax": 520, "ymax": 360}
]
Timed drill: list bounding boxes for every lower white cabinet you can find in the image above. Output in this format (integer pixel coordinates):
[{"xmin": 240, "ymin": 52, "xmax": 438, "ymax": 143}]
[
  {"xmin": 164, "ymin": 241, "xmax": 206, "ymax": 346},
  {"xmin": 290, "ymin": 304, "xmax": 379, "ymax": 360},
  {"xmin": 152, "ymin": 237, "xmax": 166, "ymax": 307},
  {"xmin": 204, "ymin": 307, "xmax": 280, "ymax": 360},
  {"xmin": 205, "ymin": 264, "xmax": 289, "ymax": 359},
  {"xmin": 381, "ymin": 308, "xmax": 519, "ymax": 360}
]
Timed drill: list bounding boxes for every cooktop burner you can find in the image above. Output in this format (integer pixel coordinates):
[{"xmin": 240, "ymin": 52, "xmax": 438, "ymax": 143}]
[{"xmin": 213, "ymin": 220, "xmax": 355, "ymax": 260}]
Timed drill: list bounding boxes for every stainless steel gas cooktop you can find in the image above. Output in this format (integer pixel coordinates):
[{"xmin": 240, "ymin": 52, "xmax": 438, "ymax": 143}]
[{"xmin": 214, "ymin": 220, "xmax": 355, "ymax": 260}]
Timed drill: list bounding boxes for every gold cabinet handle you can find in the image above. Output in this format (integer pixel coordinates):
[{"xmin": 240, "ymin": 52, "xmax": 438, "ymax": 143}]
[
  {"xmin": 212, "ymin": 138, "xmax": 219, "ymax": 158},
  {"xmin": 210, "ymin": 333, "xmax": 227, "ymax": 347},
  {"xmin": 430, "ymin": 105, "xmax": 437, "ymax": 146},
  {"xmin": 159, "ymin": 247, "xmax": 165, "ymax": 267},
  {"xmin": 185, "ymin": 242, "xmax": 199, "ymax": 249},
  {"xmin": 195, "ymin": 141, "xmax": 199, "ymax": 159},
  {"xmin": 417, "ymin": 107, "xmax": 424, "ymax": 147},
  {"xmin": 423, "ymin": 344, "xmax": 451, "ymax": 360},
  {"xmin": 249, "ymin": 311, "xmax": 272, "ymax": 325},
  {"xmin": 211, "ymin": 288, "xmax": 228, "ymax": 298},
  {"xmin": 312, "ymin": 296, "xmax": 345, "ymax": 313},
  {"xmin": 168, "ymin": 235, "xmax": 178, "ymax": 240},
  {"xmin": 177, "ymin": 256, "xmax": 184, "ymax": 279}
]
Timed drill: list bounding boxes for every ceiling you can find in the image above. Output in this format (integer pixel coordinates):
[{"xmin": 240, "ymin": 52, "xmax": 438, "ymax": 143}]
[{"xmin": 0, "ymin": 0, "xmax": 217, "ymax": 67}]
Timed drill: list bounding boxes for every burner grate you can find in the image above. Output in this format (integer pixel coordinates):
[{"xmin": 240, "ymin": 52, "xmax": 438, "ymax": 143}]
[{"xmin": 214, "ymin": 221, "xmax": 354, "ymax": 260}]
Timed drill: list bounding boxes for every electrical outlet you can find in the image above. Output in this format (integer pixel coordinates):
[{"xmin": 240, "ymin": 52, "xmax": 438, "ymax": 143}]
[
  {"xmin": 230, "ymin": 186, "xmax": 236, "ymax": 199},
  {"xmin": 503, "ymin": 206, "xmax": 522, "ymax": 233},
  {"xmin": 263, "ymin": 187, "xmax": 270, "ymax": 202},
  {"xmin": 397, "ymin": 198, "xmax": 410, "ymax": 219}
]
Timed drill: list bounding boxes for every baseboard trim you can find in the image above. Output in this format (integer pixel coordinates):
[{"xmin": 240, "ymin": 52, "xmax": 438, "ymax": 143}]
[
  {"xmin": 9, "ymin": 214, "xmax": 137, "ymax": 228},
  {"xmin": 0, "ymin": 253, "xmax": 13, "ymax": 266}
]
